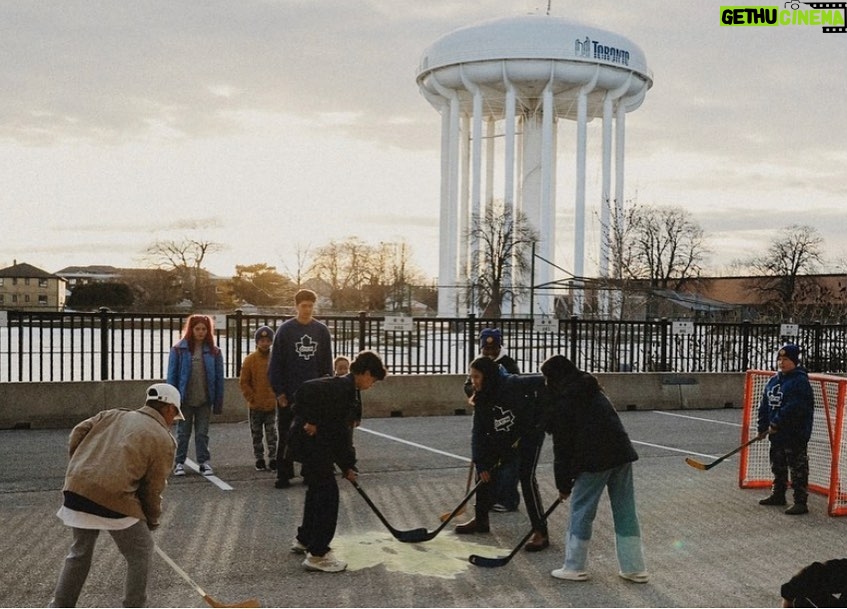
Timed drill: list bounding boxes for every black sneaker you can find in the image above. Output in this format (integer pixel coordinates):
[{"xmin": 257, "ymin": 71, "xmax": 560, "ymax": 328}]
[
  {"xmin": 268, "ymin": 459, "xmax": 277, "ymax": 471},
  {"xmin": 275, "ymin": 478, "xmax": 291, "ymax": 489},
  {"xmin": 255, "ymin": 459, "xmax": 266, "ymax": 471},
  {"xmin": 785, "ymin": 503, "xmax": 809, "ymax": 515},
  {"xmin": 759, "ymin": 494, "xmax": 787, "ymax": 506}
]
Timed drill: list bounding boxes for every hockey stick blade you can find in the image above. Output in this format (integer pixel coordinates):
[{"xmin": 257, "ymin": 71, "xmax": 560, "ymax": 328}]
[
  {"xmin": 468, "ymin": 498, "xmax": 562, "ymax": 568},
  {"xmin": 350, "ymin": 480, "xmax": 428, "ymax": 542},
  {"xmin": 400, "ymin": 479, "xmax": 484, "ymax": 543},
  {"xmin": 684, "ymin": 436, "xmax": 760, "ymax": 472}
]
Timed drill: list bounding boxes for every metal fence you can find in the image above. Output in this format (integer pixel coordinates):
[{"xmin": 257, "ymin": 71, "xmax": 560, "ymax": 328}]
[{"xmin": 2, "ymin": 309, "xmax": 847, "ymax": 382}]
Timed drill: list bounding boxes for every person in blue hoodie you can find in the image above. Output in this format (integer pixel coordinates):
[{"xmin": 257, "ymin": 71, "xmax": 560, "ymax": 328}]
[
  {"xmin": 167, "ymin": 314, "xmax": 225, "ymax": 477},
  {"xmin": 756, "ymin": 344, "xmax": 815, "ymax": 515}
]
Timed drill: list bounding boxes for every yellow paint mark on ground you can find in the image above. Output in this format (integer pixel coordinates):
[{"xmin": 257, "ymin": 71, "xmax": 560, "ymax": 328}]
[{"xmin": 332, "ymin": 531, "xmax": 510, "ymax": 579}]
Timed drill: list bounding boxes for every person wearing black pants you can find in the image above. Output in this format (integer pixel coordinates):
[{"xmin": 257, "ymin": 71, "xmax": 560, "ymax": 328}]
[
  {"xmin": 288, "ymin": 351, "xmax": 387, "ymax": 573},
  {"xmin": 455, "ymin": 356, "xmax": 548, "ymax": 552}
]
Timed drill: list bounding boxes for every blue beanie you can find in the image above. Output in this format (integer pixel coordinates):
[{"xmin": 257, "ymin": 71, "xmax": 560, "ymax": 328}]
[
  {"xmin": 255, "ymin": 326, "xmax": 274, "ymax": 341},
  {"xmin": 479, "ymin": 328, "xmax": 502, "ymax": 350},
  {"xmin": 778, "ymin": 344, "xmax": 800, "ymax": 365}
]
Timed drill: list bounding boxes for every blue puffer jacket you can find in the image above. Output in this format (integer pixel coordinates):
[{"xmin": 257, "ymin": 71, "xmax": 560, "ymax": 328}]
[
  {"xmin": 757, "ymin": 367, "xmax": 814, "ymax": 445},
  {"xmin": 167, "ymin": 339, "xmax": 225, "ymax": 413}
]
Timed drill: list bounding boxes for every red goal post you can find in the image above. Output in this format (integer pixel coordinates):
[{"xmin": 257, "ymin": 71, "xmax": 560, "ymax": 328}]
[{"xmin": 740, "ymin": 369, "xmax": 847, "ymax": 516}]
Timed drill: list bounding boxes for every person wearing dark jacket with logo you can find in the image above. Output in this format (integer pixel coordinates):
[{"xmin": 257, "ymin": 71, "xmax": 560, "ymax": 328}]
[
  {"xmin": 463, "ymin": 328, "xmax": 522, "ymax": 513},
  {"xmin": 455, "ymin": 356, "xmax": 549, "ymax": 551},
  {"xmin": 780, "ymin": 558, "xmax": 847, "ymax": 607},
  {"xmin": 288, "ymin": 350, "xmax": 387, "ymax": 573},
  {"xmin": 268, "ymin": 289, "xmax": 334, "ymax": 488},
  {"xmin": 541, "ymin": 354, "xmax": 648, "ymax": 584},
  {"xmin": 757, "ymin": 343, "xmax": 815, "ymax": 515}
]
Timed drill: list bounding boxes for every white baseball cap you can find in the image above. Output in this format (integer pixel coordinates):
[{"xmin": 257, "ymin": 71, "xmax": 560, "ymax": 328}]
[{"xmin": 146, "ymin": 383, "xmax": 184, "ymax": 420}]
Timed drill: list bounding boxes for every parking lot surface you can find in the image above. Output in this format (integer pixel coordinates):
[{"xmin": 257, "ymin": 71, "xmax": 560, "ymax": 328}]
[{"xmin": 2, "ymin": 408, "xmax": 845, "ymax": 607}]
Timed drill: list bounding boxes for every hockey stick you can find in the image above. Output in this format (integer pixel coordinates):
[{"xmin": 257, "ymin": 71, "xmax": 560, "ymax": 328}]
[
  {"xmin": 155, "ymin": 545, "xmax": 260, "ymax": 608},
  {"xmin": 468, "ymin": 498, "xmax": 562, "ymax": 568},
  {"xmin": 350, "ymin": 479, "xmax": 429, "ymax": 543},
  {"xmin": 400, "ymin": 478, "xmax": 484, "ymax": 543},
  {"xmin": 439, "ymin": 461, "xmax": 474, "ymax": 522},
  {"xmin": 685, "ymin": 436, "xmax": 760, "ymax": 471}
]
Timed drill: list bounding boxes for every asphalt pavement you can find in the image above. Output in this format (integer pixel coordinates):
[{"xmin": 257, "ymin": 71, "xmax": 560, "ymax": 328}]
[{"xmin": 2, "ymin": 407, "xmax": 845, "ymax": 608}]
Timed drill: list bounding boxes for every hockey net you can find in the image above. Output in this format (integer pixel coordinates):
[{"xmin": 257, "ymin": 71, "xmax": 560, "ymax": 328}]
[{"xmin": 740, "ymin": 369, "xmax": 847, "ymax": 516}]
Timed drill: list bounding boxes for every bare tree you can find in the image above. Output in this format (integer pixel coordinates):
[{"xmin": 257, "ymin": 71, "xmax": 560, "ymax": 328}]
[
  {"xmin": 617, "ymin": 204, "xmax": 709, "ymax": 290},
  {"xmin": 742, "ymin": 224, "xmax": 825, "ymax": 320},
  {"xmin": 143, "ymin": 238, "xmax": 221, "ymax": 306},
  {"xmin": 467, "ymin": 201, "xmax": 539, "ymax": 318}
]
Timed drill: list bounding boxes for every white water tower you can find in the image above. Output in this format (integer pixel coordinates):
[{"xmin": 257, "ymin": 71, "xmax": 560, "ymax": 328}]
[{"xmin": 417, "ymin": 15, "xmax": 653, "ymax": 317}]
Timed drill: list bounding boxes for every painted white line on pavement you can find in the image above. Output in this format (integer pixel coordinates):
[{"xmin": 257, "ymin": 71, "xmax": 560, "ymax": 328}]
[
  {"xmin": 652, "ymin": 410, "xmax": 743, "ymax": 427},
  {"xmin": 184, "ymin": 458, "xmax": 234, "ymax": 490},
  {"xmin": 632, "ymin": 440, "xmax": 718, "ymax": 460},
  {"xmin": 357, "ymin": 426, "xmax": 471, "ymax": 463},
  {"xmin": 359, "ymin": 425, "xmax": 721, "ymax": 461}
]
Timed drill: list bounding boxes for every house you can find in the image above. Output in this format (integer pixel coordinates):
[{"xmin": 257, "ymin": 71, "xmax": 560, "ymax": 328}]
[{"xmin": 0, "ymin": 261, "xmax": 67, "ymax": 311}]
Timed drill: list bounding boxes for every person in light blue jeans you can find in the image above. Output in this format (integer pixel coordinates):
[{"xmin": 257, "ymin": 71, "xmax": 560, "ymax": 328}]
[
  {"xmin": 541, "ymin": 354, "xmax": 648, "ymax": 583},
  {"xmin": 167, "ymin": 315, "xmax": 224, "ymax": 476}
]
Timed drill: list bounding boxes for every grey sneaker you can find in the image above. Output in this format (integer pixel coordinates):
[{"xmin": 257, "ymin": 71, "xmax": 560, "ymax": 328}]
[
  {"xmin": 303, "ymin": 551, "xmax": 347, "ymax": 572},
  {"xmin": 173, "ymin": 463, "xmax": 185, "ymax": 477},
  {"xmin": 619, "ymin": 571, "xmax": 650, "ymax": 583},
  {"xmin": 199, "ymin": 462, "xmax": 214, "ymax": 476},
  {"xmin": 291, "ymin": 538, "xmax": 307, "ymax": 555},
  {"xmin": 551, "ymin": 568, "xmax": 589, "ymax": 581}
]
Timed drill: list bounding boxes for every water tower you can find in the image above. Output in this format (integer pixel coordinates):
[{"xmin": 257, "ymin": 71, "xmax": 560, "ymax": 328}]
[{"xmin": 416, "ymin": 14, "xmax": 653, "ymax": 317}]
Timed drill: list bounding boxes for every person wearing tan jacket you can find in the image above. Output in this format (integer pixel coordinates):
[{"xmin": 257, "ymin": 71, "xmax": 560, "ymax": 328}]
[
  {"xmin": 239, "ymin": 326, "xmax": 278, "ymax": 471},
  {"xmin": 49, "ymin": 384, "xmax": 181, "ymax": 608}
]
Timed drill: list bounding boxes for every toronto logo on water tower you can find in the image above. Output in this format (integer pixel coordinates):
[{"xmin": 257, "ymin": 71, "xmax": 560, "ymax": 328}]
[
  {"xmin": 574, "ymin": 37, "xmax": 631, "ymax": 66},
  {"xmin": 719, "ymin": 2, "xmax": 847, "ymax": 33}
]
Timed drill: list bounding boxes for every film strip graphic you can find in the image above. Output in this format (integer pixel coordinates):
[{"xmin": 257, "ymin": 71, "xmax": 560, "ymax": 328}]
[{"xmin": 799, "ymin": 1, "xmax": 847, "ymax": 32}]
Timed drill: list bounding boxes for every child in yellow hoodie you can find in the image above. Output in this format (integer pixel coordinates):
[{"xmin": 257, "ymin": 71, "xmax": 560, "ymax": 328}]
[{"xmin": 239, "ymin": 326, "xmax": 278, "ymax": 470}]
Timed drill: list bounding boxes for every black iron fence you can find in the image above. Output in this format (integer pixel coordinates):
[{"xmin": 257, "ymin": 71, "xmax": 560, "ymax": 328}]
[{"xmin": 2, "ymin": 308, "xmax": 846, "ymax": 382}]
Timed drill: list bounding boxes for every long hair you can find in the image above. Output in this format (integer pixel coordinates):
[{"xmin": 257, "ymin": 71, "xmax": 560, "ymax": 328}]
[
  {"xmin": 469, "ymin": 356, "xmax": 501, "ymax": 395},
  {"xmin": 179, "ymin": 315, "xmax": 218, "ymax": 353}
]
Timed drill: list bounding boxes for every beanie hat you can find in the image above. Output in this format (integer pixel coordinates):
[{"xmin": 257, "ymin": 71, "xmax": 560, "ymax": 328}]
[
  {"xmin": 778, "ymin": 344, "xmax": 800, "ymax": 365},
  {"xmin": 255, "ymin": 326, "xmax": 274, "ymax": 341},
  {"xmin": 479, "ymin": 328, "xmax": 503, "ymax": 350},
  {"xmin": 540, "ymin": 354, "xmax": 577, "ymax": 383}
]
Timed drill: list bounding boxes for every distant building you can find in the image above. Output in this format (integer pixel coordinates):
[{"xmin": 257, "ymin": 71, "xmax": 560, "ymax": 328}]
[{"xmin": 0, "ymin": 261, "xmax": 67, "ymax": 311}]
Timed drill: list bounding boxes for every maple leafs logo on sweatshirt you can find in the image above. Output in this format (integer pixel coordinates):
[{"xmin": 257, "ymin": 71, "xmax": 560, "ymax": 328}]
[
  {"xmin": 493, "ymin": 405, "xmax": 516, "ymax": 433},
  {"xmin": 295, "ymin": 335, "xmax": 318, "ymax": 360}
]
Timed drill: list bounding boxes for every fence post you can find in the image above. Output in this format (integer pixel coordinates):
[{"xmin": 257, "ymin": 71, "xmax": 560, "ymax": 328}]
[
  {"xmin": 569, "ymin": 315, "xmax": 579, "ymax": 364},
  {"xmin": 812, "ymin": 321, "xmax": 823, "ymax": 373},
  {"xmin": 660, "ymin": 318, "xmax": 669, "ymax": 372},
  {"xmin": 741, "ymin": 320, "xmax": 751, "ymax": 371},
  {"xmin": 467, "ymin": 312, "xmax": 477, "ymax": 363},
  {"xmin": 99, "ymin": 307, "xmax": 110, "ymax": 381},
  {"xmin": 234, "ymin": 309, "xmax": 243, "ymax": 377},
  {"xmin": 358, "ymin": 311, "xmax": 367, "ymax": 353}
]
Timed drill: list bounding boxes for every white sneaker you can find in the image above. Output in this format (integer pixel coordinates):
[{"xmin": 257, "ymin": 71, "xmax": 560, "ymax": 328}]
[
  {"xmin": 551, "ymin": 568, "xmax": 589, "ymax": 581},
  {"xmin": 173, "ymin": 463, "xmax": 185, "ymax": 476},
  {"xmin": 619, "ymin": 571, "xmax": 649, "ymax": 583},
  {"xmin": 291, "ymin": 539, "xmax": 307, "ymax": 555},
  {"xmin": 199, "ymin": 462, "xmax": 214, "ymax": 476},
  {"xmin": 303, "ymin": 551, "xmax": 347, "ymax": 572}
]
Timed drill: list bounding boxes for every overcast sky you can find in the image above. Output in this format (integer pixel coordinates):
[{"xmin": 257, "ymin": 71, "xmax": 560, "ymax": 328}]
[{"xmin": 1, "ymin": 0, "xmax": 845, "ymax": 281}]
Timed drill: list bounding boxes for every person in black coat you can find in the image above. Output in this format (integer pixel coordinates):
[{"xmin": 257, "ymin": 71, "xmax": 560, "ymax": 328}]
[
  {"xmin": 780, "ymin": 558, "xmax": 847, "ymax": 607},
  {"xmin": 456, "ymin": 356, "xmax": 548, "ymax": 551},
  {"xmin": 288, "ymin": 350, "xmax": 386, "ymax": 573},
  {"xmin": 541, "ymin": 354, "xmax": 648, "ymax": 583}
]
